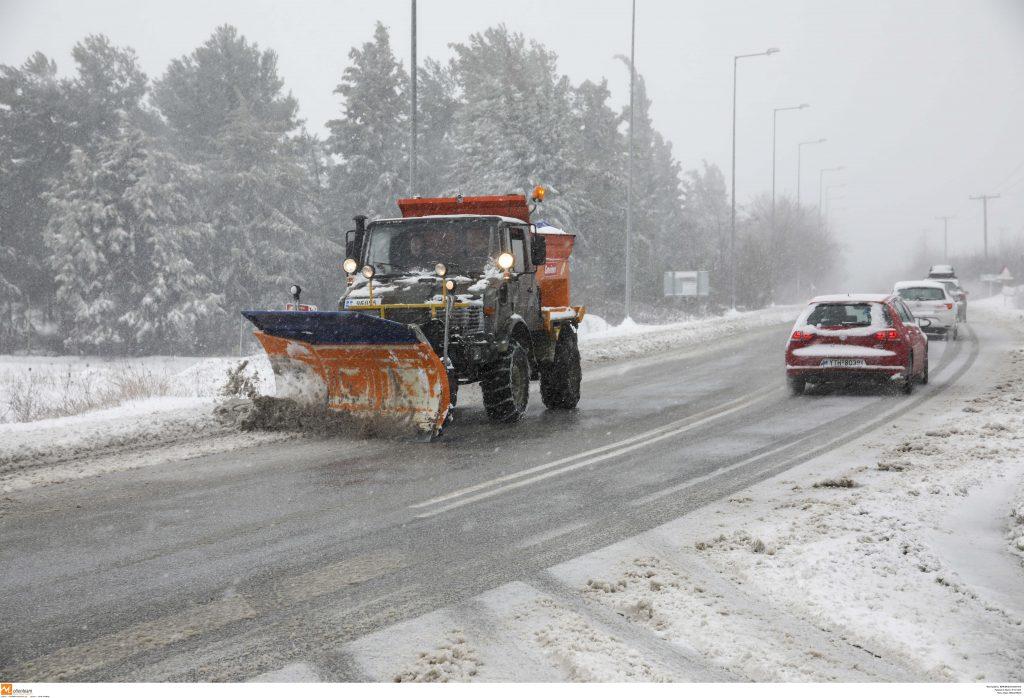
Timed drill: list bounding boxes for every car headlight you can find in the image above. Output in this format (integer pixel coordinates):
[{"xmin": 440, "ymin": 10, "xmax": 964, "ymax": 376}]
[
  {"xmin": 343, "ymin": 258, "xmax": 358, "ymax": 274},
  {"xmin": 497, "ymin": 252, "xmax": 514, "ymax": 270},
  {"xmin": 361, "ymin": 265, "xmax": 375, "ymax": 279}
]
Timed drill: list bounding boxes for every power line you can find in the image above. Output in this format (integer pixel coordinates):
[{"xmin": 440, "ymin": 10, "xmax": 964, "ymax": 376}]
[{"xmin": 991, "ymin": 157, "xmax": 1024, "ymax": 192}]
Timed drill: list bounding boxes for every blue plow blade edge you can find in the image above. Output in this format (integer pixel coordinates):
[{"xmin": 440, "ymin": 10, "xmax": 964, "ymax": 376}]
[{"xmin": 241, "ymin": 310, "xmax": 421, "ymax": 346}]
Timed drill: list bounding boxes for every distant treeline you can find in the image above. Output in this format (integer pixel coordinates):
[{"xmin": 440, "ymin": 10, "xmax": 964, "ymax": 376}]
[{"xmin": 0, "ymin": 23, "xmax": 841, "ymax": 355}]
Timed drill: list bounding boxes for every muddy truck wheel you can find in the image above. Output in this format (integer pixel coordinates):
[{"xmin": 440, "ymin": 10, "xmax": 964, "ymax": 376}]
[
  {"xmin": 481, "ymin": 340, "xmax": 531, "ymax": 423},
  {"xmin": 541, "ymin": 326, "xmax": 581, "ymax": 409}
]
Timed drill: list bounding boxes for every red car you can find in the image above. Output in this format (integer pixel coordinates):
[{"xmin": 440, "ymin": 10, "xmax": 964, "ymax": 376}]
[{"xmin": 785, "ymin": 293, "xmax": 929, "ymax": 395}]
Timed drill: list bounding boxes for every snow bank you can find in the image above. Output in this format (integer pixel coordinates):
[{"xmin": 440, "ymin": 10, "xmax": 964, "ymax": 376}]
[
  {"xmin": 0, "ymin": 353, "xmax": 283, "ymax": 492},
  {"xmin": 578, "ymin": 306, "xmax": 801, "ymax": 364},
  {"xmin": 0, "ymin": 353, "xmax": 273, "ymax": 424},
  {"xmin": 1011, "ymin": 481, "xmax": 1024, "ymax": 557}
]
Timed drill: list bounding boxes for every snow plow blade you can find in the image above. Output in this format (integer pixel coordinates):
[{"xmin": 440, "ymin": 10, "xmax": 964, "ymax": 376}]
[{"xmin": 241, "ymin": 310, "xmax": 451, "ymax": 436}]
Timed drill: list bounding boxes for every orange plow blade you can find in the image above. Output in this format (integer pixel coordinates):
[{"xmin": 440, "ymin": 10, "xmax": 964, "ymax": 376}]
[{"xmin": 242, "ymin": 311, "xmax": 451, "ymax": 436}]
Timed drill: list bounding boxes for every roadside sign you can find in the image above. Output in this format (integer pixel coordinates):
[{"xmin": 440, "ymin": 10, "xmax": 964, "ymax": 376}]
[{"xmin": 664, "ymin": 270, "xmax": 710, "ymax": 297}]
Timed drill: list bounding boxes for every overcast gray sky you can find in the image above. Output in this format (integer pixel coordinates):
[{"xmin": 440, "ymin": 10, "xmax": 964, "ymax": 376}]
[{"xmin": 3, "ymin": 0, "xmax": 1022, "ymax": 288}]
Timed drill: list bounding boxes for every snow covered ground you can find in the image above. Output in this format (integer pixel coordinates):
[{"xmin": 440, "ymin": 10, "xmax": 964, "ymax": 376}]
[
  {"xmin": 0, "ymin": 305, "xmax": 801, "ymax": 492},
  {"xmin": 0, "ymin": 353, "xmax": 284, "ymax": 492},
  {"xmin": 342, "ymin": 299, "xmax": 1024, "ymax": 682},
  {"xmin": 578, "ymin": 305, "xmax": 801, "ymax": 364}
]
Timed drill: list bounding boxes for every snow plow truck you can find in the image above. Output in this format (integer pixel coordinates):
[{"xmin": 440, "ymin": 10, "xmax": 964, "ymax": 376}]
[{"xmin": 241, "ymin": 187, "xmax": 584, "ymax": 439}]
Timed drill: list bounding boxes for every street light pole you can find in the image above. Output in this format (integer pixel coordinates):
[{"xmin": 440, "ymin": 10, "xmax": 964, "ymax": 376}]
[
  {"xmin": 730, "ymin": 47, "xmax": 779, "ymax": 309},
  {"xmin": 824, "ymin": 183, "xmax": 846, "ymax": 227},
  {"xmin": 817, "ymin": 166, "xmax": 845, "ymax": 227},
  {"xmin": 625, "ymin": 0, "xmax": 636, "ymax": 320},
  {"xmin": 772, "ymin": 104, "xmax": 808, "ymax": 221},
  {"xmin": 796, "ymin": 138, "xmax": 825, "ymax": 207},
  {"xmin": 936, "ymin": 215, "xmax": 954, "ymax": 261},
  {"xmin": 968, "ymin": 194, "xmax": 1000, "ymax": 262},
  {"xmin": 409, "ymin": 0, "xmax": 417, "ymax": 195}
]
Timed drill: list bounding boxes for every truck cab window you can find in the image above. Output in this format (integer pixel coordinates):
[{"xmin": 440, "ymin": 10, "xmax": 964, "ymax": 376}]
[{"xmin": 509, "ymin": 227, "xmax": 527, "ymax": 273}]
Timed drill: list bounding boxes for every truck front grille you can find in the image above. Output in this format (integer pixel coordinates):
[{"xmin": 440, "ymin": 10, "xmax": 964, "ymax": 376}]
[
  {"xmin": 444, "ymin": 306, "xmax": 485, "ymax": 335},
  {"xmin": 382, "ymin": 308, "xmax": 430, "ymax": 326}
]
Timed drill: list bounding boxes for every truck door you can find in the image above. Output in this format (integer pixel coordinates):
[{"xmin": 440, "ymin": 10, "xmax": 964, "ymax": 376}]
[{"xmin": 507, "ymin": 225, "xmax": 541, "ymax": 330}]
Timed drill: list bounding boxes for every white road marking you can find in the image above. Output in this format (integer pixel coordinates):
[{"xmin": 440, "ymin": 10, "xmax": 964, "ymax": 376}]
[
  {"xmin": 513, "ymin": 520, "xmax": 592, "ymax": 550},
  {"xmin": 413, "ymin": 387, "xmax": 781, "ymax": 519},
  {"xmin": 630, "ymin": 328, "xmax": 976, "ymax": 507},
  {"xmin": 629, "ymin": 429, "xmax": 824, "ymax": 507},
  {"xmin": 411, "ymin": 386, "xmax": 778, "ymax": 511}
]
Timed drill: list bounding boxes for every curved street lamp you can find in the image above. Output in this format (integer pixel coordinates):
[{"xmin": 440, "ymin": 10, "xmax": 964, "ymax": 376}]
[
  {"xmin": 772, "ymin": 103, "xmax": 809, "ymax": 219},
  {"xmin": 730, "ymin": 47, "xmax": 780, "ymax": 309},
  {"xmin": 796, "ymin": 138, "xmax": 826, "ymax": 207},
  {"xmin": 818, "ymin": 167, "xmax": 845, "ymax": 226}
]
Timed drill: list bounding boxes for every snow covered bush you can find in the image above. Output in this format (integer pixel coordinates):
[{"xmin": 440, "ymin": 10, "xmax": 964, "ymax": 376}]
[{"xmin": 1, "ymin": 362, "xmax": 174, "ymax": 423}]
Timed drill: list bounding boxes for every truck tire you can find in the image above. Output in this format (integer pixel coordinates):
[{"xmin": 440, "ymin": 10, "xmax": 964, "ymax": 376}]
[
  {"xmin": 481, "ymin": 340, "xmax": 530, "ymax": 423},
  {"xmin": 541, "ymin": 327, "xmax": 581, "ymax": 409}
]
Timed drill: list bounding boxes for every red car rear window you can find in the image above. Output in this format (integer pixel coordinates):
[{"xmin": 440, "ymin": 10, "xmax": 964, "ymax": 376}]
[{"xmin": 805, "ymin": 303, "xmax": 873, "ymax": 327}]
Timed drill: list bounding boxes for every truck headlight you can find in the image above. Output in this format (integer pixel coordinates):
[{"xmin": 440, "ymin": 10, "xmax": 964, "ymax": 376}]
[
  {"xmin": 343, "ymin": 258, "xmax": 358, "ymax": 274},
  {"xmin": 445, "ymin": 279, "xmax": 455, "ymax": 291},
  {"xmin": 434, "ymin": 262, "xmax": 447, "ymax": 277},
  {"xmin": 361, "ymin": 265, "xmax": 375, "ymax": 279},
  {"xmin": 497, "ymin": 252, "xmax": 514, "ymax": 270}
]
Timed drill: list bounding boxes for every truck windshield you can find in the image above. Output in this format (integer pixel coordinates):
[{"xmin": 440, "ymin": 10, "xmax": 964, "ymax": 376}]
[{"xmin": 364, "ymin": 218, "xmax": 500, "ymax": 275}]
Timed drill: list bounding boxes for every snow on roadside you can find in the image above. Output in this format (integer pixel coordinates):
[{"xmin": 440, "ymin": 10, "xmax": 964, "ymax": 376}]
[
  {"xmin": 1012, "ymin": 481, "xmax": 1024, "ymax": 558},
  {"xmin": 0, "ymin": 353, "xmax": 284, "ymax": 492},
  {"xmin": 577, "ymin": 306, "xmax": 801, "ymax": 364},
  {"xmin": 0, "ymin": 353, "xmax": 273, "ymax": 424}
]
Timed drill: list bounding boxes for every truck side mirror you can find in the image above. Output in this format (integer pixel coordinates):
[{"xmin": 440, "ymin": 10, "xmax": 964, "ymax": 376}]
[
  {"xmin": 344, "ymin": 229, "xmax": 357, "ymax": 260},
  {"xmin": 530, "ymin": 235, "xmax": 547, "ymax": 266}
]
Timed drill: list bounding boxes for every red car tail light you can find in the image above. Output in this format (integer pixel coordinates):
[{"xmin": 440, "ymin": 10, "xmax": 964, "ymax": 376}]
[
  {"xmin": 945, "ymin": 303, "xmax": 953, "ymax": 310},
  {"xmin": 791, "ymin": 330, "xmax": 813, "ymax": 341},
  {"xmin": 874, "ymin": 329, "xmax": 900, "ymax": 341}
]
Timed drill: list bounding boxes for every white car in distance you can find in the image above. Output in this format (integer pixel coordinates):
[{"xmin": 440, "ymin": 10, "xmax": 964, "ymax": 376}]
[{"xmin": 893, "ymin": 280, "xmax": 959, "ymax": 340}]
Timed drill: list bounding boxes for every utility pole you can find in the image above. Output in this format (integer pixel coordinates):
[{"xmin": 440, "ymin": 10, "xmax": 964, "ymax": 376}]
[
  {"xmin": 409, "ymin": 0, "xmax": 417, "ymax": 195},
  {"xmin": 730, "ymin": 47, "xmax": 779, "ymax": 309},
  {"xmin": 625, "ymin": 0, "xmax": 635, "ymax": 320},
  {"xmin": 969, "ymin": 194, "xmax": 1000, "ymax": 261},
  {"xmin": 935, "ymin": 215, "xmax": 954, "ymax": 261}
]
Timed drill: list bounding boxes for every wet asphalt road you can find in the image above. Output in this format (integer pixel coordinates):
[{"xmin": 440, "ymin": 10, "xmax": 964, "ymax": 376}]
[{"xmin": 0, "ymin": 323, "xmax": 979, "ymax": 680}]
